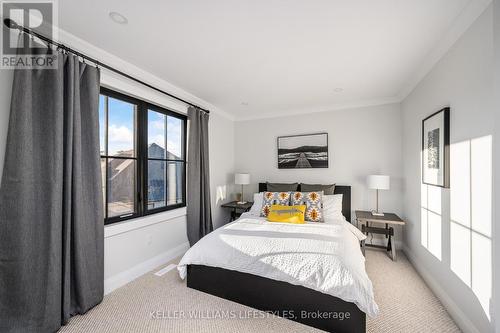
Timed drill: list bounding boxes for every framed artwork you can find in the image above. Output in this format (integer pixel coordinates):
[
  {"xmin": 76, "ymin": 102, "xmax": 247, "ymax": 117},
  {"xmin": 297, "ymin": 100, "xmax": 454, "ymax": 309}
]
[
  {"xmin": 422, "ymin": 107, "xmax": 450, "ymax": 187},
  {"xmin": 277, "ymin": 133, "xmax": 328, "ymax": 169}
]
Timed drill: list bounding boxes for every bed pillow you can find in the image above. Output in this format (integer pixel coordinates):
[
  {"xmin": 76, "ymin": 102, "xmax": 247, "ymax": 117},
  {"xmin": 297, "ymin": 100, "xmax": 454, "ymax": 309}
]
[
  {"xmin": 261, "ymin": 192, "xmax": 291, "ymax": 217},
  {"xmin": 266, "ymin": 182, "xmax": 299, "ymax": 192},
  {"xmin": 248, "ymin": 192, "xmax": 264, "ymax": 216},
  {"xmin": 267, "ymin": 205, "xmax": 306, "ymax": 224},
  {"xmin": 322, "ymin": 194, "xmax": 344, "ymax": 220},
  {"xmin": 291, "ymin": 191, "xmax": 323, "ymax": 222},
  {"xmin": 300, "ymin": 183, "xmax": 336, "ymax": 195}
]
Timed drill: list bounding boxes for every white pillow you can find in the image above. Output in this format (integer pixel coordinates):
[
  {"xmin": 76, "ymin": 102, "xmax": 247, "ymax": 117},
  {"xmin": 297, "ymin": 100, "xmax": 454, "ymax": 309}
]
[
  {"xmin": 322, "ymin": 194, "xmax": 343, "ymax": 220},
  {"xmin": 248, "ymin": 192, "xmax": 263, "ymax": 216}
]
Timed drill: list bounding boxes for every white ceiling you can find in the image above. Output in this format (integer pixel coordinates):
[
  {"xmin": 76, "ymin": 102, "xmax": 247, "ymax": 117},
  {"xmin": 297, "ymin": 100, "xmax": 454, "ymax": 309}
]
[{"xmin": 57, "ymin": 0, "xmax": 486, "ymax": 120}]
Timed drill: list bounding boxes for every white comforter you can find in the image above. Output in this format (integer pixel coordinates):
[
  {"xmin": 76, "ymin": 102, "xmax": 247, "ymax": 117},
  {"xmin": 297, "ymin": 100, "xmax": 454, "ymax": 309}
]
[{"xmin": 178, "ymin": 213, "xmax": 379, "ymax": 317}]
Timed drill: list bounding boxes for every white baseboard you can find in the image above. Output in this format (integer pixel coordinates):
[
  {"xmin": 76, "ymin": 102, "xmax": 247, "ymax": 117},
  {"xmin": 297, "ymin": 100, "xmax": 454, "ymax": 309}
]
[
  {"xmin": 402, "ymin": 245, "xmax": 480, "ymax": 333},
  {"xmin": 104, "ymin": 241, "xmax": 190, "ymax": 295}
]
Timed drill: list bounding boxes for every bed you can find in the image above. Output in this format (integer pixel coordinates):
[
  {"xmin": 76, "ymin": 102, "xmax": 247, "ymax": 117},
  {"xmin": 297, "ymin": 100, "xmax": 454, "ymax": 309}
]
[{"xmin": 178, "ymin": 183, "xmax": 378, "ymax": 333}]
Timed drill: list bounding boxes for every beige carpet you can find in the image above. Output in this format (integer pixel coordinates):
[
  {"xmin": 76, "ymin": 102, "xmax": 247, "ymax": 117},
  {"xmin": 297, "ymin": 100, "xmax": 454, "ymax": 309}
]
[{"xmin": 59, "ymin": 250, "xmax": 460, "ymax": 333}]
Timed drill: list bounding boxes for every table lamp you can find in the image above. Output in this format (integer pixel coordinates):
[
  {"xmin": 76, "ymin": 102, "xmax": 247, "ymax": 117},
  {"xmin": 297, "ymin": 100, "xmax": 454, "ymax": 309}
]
[
  {"xmin": 367, "ymin": 175, "xmax": 390, "ymax": 216},
  {"xmin": 235, "ymin": 173, "xmax": 250, "ymax": 204}
]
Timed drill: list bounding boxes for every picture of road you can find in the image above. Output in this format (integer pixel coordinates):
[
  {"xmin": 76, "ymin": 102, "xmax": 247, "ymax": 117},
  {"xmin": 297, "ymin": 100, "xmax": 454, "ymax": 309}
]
[{"xmin": 277, "ymin": 133, "xmax": 328, "ymax": 169}]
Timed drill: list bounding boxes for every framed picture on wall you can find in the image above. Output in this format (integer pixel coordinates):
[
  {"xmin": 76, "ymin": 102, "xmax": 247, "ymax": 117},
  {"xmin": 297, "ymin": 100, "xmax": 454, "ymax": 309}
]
[
  {"xmin": 422, "ymin": 107, "xmax": 450, "ymax": 188},
  {"xmin": 277, "ymin": 133, "xmax": 328, "ymax": 169}
]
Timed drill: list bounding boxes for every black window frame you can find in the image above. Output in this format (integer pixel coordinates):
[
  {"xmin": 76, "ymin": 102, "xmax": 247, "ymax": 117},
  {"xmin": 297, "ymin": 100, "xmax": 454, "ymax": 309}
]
[{"xmin": 100, "ymin": 87, "xmax": 187, "ymax": 225}]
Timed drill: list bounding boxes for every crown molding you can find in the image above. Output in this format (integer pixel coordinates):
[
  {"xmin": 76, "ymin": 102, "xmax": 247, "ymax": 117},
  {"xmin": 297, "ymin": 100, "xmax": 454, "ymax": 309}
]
[
  {"xmin": 397, "ymin": 0, "xmax": 493, "ymax": 101},
  {"xmin": 234, "ymin": 96, "xmax": 401, "ymax": 122}
]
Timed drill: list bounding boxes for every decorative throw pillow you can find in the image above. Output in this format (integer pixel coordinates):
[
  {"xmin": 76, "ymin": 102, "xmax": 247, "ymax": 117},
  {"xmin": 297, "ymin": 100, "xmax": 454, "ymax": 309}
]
[
  {"xmin": 267, "ymin": 205, "xmax": 306, "ymax": 224},
  {"xmin": 291, "ymin": 191, "xmax": 323, "ymax": 222},
  {"xmin": 266, "ymin": 182, "xmax": 299, "ymax": 192},
  {"xmin": 300, "ymin": 183, "xmax": 336, "ymax": 195},
  {"xmin": 261, "ymin": 192, "xmax": 291, "ymax": 217}
]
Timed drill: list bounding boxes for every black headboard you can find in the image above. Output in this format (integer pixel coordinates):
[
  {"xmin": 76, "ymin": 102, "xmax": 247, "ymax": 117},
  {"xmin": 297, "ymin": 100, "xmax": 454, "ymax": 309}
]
[{"xmin": 258, "ymin": 183, "xmax": 352, "ymax": 222}]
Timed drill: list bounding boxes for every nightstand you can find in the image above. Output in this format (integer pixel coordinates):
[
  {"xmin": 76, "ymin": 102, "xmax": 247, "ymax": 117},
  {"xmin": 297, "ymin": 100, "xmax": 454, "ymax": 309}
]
[
  {"xmin": 221, "ymin": 201, "xmax": 254, "ymax": 222},
  {"xmin": 355, "ymin": 210, "xmax": 405, "ymax": 261}
]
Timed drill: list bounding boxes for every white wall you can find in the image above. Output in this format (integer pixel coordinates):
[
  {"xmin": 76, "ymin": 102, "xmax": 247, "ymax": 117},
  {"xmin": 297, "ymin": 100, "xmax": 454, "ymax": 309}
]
[
  {"xmin": 209, "ymin": 112, "xmax": 236, "ymax": 228},
  {"xmin": 493, "ymin": 0, "xmax": 500, "ymax": 331},
  {"xmin": 0, "ymin": 29, "xmax": 236, "ymax": 294},
  {"xmin": 402, "ymin": 6, "xmax": 494, "ymax": 333},
  {"xmin": 0, "ymin": 69, "xmax": 13, "ymax": 182},
  {"xmin": 99, "ymin": 73, "xmax": 237, "ymax": 293},
  {"xmin": 234, "ymin": 103, "xmax": 404, "ymax": 246},
  {"xmin": 103, "ymin": 209, "xmax": 189, "ymax": 293}
]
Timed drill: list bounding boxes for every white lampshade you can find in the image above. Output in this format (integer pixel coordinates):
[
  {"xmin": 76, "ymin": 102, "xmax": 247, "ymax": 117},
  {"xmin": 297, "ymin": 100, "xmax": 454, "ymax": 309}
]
[
  {"xmin": 367, "ymin": 175, "xmax": 390, "ymax": 190},
  {"xmin": 235, "ymin": 173, "xmax": 250, "ymax": 185}
]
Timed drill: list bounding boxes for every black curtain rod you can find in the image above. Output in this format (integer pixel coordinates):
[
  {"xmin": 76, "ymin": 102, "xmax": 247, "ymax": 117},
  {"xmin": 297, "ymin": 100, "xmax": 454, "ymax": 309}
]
[{"xmin": 3, "ymin": 18, "xmax": 210, "ymax": 114}]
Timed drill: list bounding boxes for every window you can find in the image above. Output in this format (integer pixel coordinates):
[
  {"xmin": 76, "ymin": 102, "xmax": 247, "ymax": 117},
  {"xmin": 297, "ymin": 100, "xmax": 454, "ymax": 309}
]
[{"xmin": 99, "ymin": 88, "xmax": 186, "ymax": 224}]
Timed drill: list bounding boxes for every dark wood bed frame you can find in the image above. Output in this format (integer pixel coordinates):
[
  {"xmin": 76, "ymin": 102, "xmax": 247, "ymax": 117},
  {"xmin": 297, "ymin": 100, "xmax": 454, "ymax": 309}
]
[{"xmin": 187, "ymin": 183, "xmax": 366, "ymax": 333}]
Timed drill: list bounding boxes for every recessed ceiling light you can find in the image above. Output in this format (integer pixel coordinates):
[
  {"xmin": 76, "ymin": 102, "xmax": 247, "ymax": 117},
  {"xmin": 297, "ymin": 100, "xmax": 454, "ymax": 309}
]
[
  {"xmin": 109, "ymin": 11, "xmax": 128, "ymax": 25},
  {"xmin": 333, "ymin": 88, "xmax": 344, "ymax": 93},
  {"xmin": 241, "ymin": 102, "xmax": 249, "ymax": 106}
]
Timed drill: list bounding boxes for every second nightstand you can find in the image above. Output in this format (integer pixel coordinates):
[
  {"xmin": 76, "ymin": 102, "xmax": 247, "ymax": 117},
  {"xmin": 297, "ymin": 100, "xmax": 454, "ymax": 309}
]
[
  {"xmin": 355, "ymin": 210, "xmax": 405, "ymax": 261},
  {"xmin": 221, "ymin": 201, "xmax": 254, "ymax": 222}
]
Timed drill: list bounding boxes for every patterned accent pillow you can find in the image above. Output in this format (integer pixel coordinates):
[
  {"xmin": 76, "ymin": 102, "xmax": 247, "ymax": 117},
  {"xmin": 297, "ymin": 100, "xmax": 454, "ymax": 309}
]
[
  {"xmin": 261, "ymin": 192, "xmax": 291, "ymax": 217},
  {"xmin": 291, "ymin": 191, "xmax": 323, "ymax": 222}
]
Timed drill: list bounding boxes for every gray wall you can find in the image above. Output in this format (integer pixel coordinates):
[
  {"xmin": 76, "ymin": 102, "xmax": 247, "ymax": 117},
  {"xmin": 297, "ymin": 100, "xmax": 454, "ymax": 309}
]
[{"xmin": 402, "ymin": 6, "xmax": 494, "ymax": 332}]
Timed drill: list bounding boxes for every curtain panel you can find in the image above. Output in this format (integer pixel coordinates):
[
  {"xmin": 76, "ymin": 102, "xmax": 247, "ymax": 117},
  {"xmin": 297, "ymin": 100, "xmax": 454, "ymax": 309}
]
[
  {"xmin": 186, "ymin": 106, "xmax": 213, "ymax": 246},
  {"xmin": 0, "ymin": 48, "xmax": 104, "ymax": 332}
]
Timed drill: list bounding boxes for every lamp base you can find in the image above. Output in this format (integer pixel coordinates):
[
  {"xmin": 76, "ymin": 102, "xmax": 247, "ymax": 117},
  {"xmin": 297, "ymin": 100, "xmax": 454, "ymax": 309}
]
[
  {"xmin": 237, "ymin": 201, "xmax": 247, "ymax": 204},
  {"xmin": 371, "ymin": 211, "xmax": 385, "ymax": 217}
]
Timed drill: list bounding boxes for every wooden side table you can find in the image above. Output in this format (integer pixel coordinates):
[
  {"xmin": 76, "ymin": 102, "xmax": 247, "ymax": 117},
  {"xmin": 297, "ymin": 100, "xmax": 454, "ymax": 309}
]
[
  {"xmin": 221, "ymin": 201, "xmax": 254, "ymax": 222},
  {"xmin": 355, "ymin": 210, "xmax": 405, "ymax": 261}
]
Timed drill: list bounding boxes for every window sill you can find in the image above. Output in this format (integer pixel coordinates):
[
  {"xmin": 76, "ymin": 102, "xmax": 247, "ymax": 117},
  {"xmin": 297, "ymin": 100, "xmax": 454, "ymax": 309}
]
[{"xmin": 104, "ymin": 207, "xmax": 187, "ymax": 239}]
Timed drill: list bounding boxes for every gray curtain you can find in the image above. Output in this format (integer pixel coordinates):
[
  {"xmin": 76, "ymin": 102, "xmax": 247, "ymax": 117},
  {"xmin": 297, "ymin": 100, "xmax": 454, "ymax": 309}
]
[
  {"xmin": 186, "ymin": 106, "xmax": 213, "ymax": 246},
  {"xmin": 0, "ymin": 48, "xmax": 103, "ymax": 332}
]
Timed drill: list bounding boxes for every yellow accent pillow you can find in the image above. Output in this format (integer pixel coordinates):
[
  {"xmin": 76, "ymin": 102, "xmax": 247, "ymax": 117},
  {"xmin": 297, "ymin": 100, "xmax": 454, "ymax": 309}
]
[{"xmin": 267, "ymin": 205, "xmax": 306, "ymax": 224}]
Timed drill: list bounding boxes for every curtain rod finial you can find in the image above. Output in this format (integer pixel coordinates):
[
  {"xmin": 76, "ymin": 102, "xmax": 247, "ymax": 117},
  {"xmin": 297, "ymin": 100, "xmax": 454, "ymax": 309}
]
[{"xmin": 4, "ymin": 18, "xmax": 19, "ymax": 29}]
